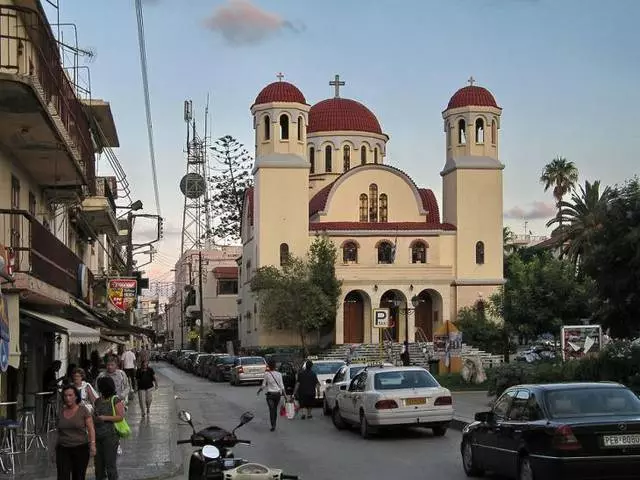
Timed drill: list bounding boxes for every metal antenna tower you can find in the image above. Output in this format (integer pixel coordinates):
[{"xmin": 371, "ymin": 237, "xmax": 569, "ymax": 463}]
[{"xmin": 180, "ymin": 100, "xmax": 211, "ymax": 255}]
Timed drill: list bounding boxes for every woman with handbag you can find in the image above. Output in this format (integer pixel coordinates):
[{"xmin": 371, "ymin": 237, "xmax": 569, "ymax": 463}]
[
  {"xmin": 257, "ymin": 359, "xmax": 286, "ymax": 432},
  {"xmin": 94, "ymin": 376, "xmax": 126, "ymax": 480},
  {"xmin": 72, "ymin": 368, "xmax": 98, "ymax": 414}
]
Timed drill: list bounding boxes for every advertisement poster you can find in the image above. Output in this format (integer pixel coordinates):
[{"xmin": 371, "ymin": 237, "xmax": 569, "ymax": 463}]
[
  {"xmin": 433, "ymin": 321, "xmax": 463, "ymax": 360},
  {"xmin": 561, "ymin": 324, "xmax": 602, "ymax": 361},
  {"xmin": 0, "ymin": 291, "xmax": 10, "ymax": 372},
  {"xmin": 107, "ymin": 278, "xmax": 138, "ymax": 313}
]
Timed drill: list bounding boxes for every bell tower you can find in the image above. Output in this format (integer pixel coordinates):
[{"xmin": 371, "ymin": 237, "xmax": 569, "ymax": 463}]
[{"xmin": 441, "ymin": 78, "xmax": 504, "ymax": 310}]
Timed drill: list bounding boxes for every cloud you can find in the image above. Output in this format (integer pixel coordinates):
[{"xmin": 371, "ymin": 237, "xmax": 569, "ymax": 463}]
[
  {"xmin": 504, "ymin": 201, "xmax": 556, "ymax": 220},
  {"xmin": 203, "ymin": 0, "xmax": 303, "ymax": 46}
]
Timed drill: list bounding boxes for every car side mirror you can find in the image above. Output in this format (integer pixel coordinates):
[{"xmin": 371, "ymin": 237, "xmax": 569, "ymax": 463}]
[
  {"xmin": 325, "ymin": 379, "xmax": 332, "ymax": 384},
  {"xmin": 474, "ymin": 411, "xmax": 494, "ymax": 423},
  {"xmin": 340, "ymin": 385, "xmax": 347, "ymax": 391}
]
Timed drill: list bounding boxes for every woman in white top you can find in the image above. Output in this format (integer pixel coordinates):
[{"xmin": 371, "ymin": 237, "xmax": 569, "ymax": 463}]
[
  {"xmin": 257, "ymin": 359, "xmax": 285, "ymax": 431},
  {"xmin": 72, "ymin": 368, "xmax": 99, "ymax": 413}
]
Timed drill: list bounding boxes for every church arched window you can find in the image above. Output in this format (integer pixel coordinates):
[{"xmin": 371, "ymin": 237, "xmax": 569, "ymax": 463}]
[
  {"xmin": 279, "ymin": 114, "xmax": 289, "ymax": 140},
  {"xmin": 309, "ymin": 147, "xmax": 315, "ymax": 174},
  {"xmin": 475, "ymin": 241, "xmax": 485, "ymax": 265},
  {"xmin": 325, "ymin": 146, "xmax": 332, "ymax": 172},
  {"xmin": 491, "ymin": 120, "xmax": 497, "ymax": 145},
  {"xmin": 411, "ymin": 240, "xmax": 427, "ymax": 264},
  {"xmin": 360, "ymin": 146, "xmax": 367, "ymax": 165},
  {"xmin": 458, "ymin": 119, "xmax": 466, "ymax": 145},
  {"xmin": 359, "ymin": 194, "xmax": 368, "ymax": 222},
  {"xmin": 343, "ymin": 241, "xmax": 358, "ymax": 263},
  {"xmin": 369, "ymin": 184, "xmax": 378, "ymax": 222},
  {"xmin": 446, "ymin": 121, "xmax": 451, "ymax": 147},
  {"xmin": 279, "ymin": 243, "xmax": 290, "ymax": 266},
  {"xmin": 343, "ymin": 145, "xmax": 351, "ymax": 171},
  {"xmin": 297, "ymin": 116, "xmax": 303, "ymax": 141},
  {"xmin": 475, "ymin": 118, "xmax": 485, "ymax": 144},
  {"xmin": 264, "ymin": 115, "xmax": 270, "ymax": 141},
  {"xmin": 379, "ymin": 193, "xmax": 388, "ymax": 223},
  {"xmin": 374, "ymin": 147, "xmax": 379, "ymax": 164},
  {"xmin": 377, "ymin": 241, "xmax": 394, "ymax": 264}
]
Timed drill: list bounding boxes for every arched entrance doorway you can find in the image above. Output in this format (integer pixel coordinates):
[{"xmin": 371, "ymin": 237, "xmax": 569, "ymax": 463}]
[
  {"xmin": 343, "ymin": 291, "xmax": 364, "ymax": 343},
  {"xmin": 414, "ymin": 289, "xmax": 442, "ymax": 341},
  {"xmin": 380, "ymin": 290, "xmax": 405, "ymax": 342}
]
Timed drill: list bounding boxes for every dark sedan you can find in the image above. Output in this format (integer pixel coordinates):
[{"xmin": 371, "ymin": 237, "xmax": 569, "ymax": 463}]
[{"xmin": 461, "ymin": 382, "xmax": 640, "ymax": 479}]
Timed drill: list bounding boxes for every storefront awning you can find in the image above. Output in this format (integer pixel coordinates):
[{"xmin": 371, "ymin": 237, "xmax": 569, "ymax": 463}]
[{"xmin": 21, "ymin": 309, "xmax": 101, "ymax": 345}]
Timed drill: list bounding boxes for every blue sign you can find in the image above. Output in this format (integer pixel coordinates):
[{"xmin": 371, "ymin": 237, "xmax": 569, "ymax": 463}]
[
  {"xmin": 0, "ymin": 291, "xmax": 9, "ymax": 344},
  {"xmin": 0, "ymin": 339, "xmax": 8, "ymax": 372}
]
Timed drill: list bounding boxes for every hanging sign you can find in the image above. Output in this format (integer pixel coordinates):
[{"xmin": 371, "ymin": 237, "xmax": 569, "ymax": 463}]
[
  {"xmin": 107, "ymin": 278, "xmax": 138, "ymax": 313},
  {"xmin": 0, "ymin": 290, "xmax": 10, "ymax": 372}
]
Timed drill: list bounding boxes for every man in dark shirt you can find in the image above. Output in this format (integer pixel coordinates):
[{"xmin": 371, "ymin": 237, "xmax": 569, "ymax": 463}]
[
  {"xmin": 293, "ymin": 360, "xmax": 320, "ymax": 419},
  {"xmin": 42, "ymin": 360, "xmax": 62, "ymax": 391},
  {"xmin": 135, "ymin": 360, "xmax": 158, "ymax": 417}
]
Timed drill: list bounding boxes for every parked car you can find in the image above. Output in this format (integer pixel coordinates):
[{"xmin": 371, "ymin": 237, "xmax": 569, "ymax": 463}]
[
  {"xmin": 194, "ymin": 354, "xmax": 213, "ymax": 376},
  {"xmin": 230, "ymin": 356, "xmax": 267, "ymax": 385},
  {"xmin": 208, "ymin": 355, "xmax": 236, "ymax": 382},
  {"xmin": 332, "ymin": 365, "xmax": 454, "ymax": 438},
  {"xmin": 323, "ymin": 362, "xmax": 393, "ymax": 415},
  {"xmin": 308, "ymin": 359, "xmax": 346, "ymax": 401},
  {"xmin": 176, "ymin": 350, "xmax": 195, "ymax": 369},
  {"xmin": 460, "ymin": 382, "xmax": 640, "ymax": 479}
]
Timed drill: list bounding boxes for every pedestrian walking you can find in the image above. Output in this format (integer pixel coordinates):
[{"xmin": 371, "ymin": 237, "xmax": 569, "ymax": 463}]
[
  {"xmin": 257, "ymin": 359, "xmax": 285, "ymax": 432},
  {"xmin": 55, "ymin": 384, "xmax": 96, "ymax": 480},
  {"xmin": 72, "ymin": 368, "xmax": 98, "ymax": 414},
  {"xmin": 120, "ymin": 347, "xmax": 137, "ymax": 392},
  {"xmin": 293, "ymin": 361, "xmax": 320, "ymax": 420},
  {"xmin": 94, "ymin": 376, "xmax": 125, "ymax": 480},
  {"xmin": 135, "ymin": 360, "xmax": 158, "ymax": 417},
  {"xmin": 97, "ymin": 356, "xmax": 130, "ymax": 405},
  {"xmin": 400, "ymin": 340, "xmax": 411, "ymax": 366}
]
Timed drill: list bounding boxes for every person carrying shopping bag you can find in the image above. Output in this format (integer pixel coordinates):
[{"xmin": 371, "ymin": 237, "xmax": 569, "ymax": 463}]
[
  {"xmin": 257, "ymin": 359, "xmax": 286, "ymax": 432},
  {"xmin": 94, "ymin": 376, "xmax": 126, "ymax": 480}
]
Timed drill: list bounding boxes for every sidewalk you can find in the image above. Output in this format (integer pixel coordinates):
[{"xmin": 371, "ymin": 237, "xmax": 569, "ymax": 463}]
[
  {"xmin": 451, "ymin": 391, "xmax": 494, "ymax": 431},
  {"xmin": 11, "ymin": 369, "xmax": 181, "ymax": 480}
]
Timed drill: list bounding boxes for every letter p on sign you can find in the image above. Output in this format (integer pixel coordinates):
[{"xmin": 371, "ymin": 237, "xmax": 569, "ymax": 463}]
[{"xmin": 373, "ymin": 308, "xmax": 390, "ymax": 328}]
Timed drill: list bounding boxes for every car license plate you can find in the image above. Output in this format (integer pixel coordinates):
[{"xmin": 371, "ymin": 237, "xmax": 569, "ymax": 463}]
[
  {"xmin": 602, "ymin": 434, "xmax": 640, "ymax": 447},
  {"xmin": 405, "ymin": 397, "xmax": 427, "ymax": 406}
]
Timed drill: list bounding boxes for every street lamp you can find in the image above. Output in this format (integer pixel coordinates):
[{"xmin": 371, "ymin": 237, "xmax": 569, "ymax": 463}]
[{"xmin": 392, "ymin": 294, "xmax": 424, "ymax": 343}]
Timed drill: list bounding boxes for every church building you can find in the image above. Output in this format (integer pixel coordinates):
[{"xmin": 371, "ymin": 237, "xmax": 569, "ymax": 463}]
[{"xmin": 237, "ymin": 75, "xmax": 504, "ymax": 348}]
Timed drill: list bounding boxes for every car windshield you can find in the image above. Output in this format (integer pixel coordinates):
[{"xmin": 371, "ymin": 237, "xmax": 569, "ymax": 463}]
[
  {"xmin": 545, "ymin": 387, "xmax": 640, "ymax": 418},
  {"xmin": 242, "ymin": 357, "xmax": 265, "ymax": 365},
  {"xmin": 312, "ymin": 362, "xmax": 344, "ymax": 375},
  {"xmin": 374, "ymin": 370, "xmax": 439, "ymax": 390},
  {"xmin": 219, "ymin": 357, "xmax": 236, "ymax": 365},
  {"xmin": 349, "ymin": 366, "xmax": 365, "ymax": 377}
]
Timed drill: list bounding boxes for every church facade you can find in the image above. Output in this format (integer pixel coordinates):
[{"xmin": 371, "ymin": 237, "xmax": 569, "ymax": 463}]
[{"xmin": 237, "ymin": 76, "xmax": 504, "ymax": 348}]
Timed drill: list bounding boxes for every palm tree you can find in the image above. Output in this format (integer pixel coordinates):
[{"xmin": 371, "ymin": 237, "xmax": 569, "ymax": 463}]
[
  {"xmin": 546, "ymin": 180, "xmax": 612, "ymax": 265},
  {"xmin": 503, "ymin": 226, "xmax": 518, "ymax": 254},
  {"xmin": 540, "ymin": 157, "xmax": 579, "ymax": 226}
]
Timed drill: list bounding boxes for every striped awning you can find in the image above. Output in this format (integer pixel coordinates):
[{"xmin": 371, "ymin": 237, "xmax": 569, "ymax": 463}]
[{"xmin": 21, "ymin": 309, "xmax": 101, "ymax": 345}]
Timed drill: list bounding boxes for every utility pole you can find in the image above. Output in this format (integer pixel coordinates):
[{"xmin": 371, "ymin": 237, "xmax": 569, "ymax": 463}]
[
  {"xmin": 198, "ymin": 250, "xmax": 204, "ymax": 352},
  {"xmin": 180, "ymin": 290, "xmax": 184, "ymax": 349},
  {"xmin": 125, "ymin": 211, "xmax": 134, "ymax": 275}
]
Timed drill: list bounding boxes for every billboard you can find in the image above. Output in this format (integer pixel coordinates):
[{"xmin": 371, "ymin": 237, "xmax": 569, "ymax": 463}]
[
  {"xmin": 561, "ymin": 324, "xmax": 602, "ymax": 361},
  {"xmin": 107, "ymin": 278, "xmax": 138, "ymax": 313}
]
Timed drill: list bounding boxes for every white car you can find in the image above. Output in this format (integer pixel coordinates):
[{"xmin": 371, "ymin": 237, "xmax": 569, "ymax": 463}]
[
  {"xmin": 323, "ymin": 362, "xmax": 393, "ymax": 415},
  {"xmin": 309, "ymin": 360, "xmax": 345, "ymax": 401},
  {"xmin": 332, "ymin": 366, "xmax": 454, "ymax": 438}
]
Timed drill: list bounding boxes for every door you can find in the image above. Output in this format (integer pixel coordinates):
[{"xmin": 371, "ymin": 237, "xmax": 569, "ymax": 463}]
[
  {"xmin": 476, "ymin": 389, "xmax": 517, "ymax": 473},
  {"xmin": 342, "ymin": 372, "xmax": 367, "ymax": 422},
  {"xmin": 497, "ymin": 389, "xmax": 532, "ymax": 477},
  {"xmin": 343, "ymin": 293, "xmax": 364, "ymax": 343},
  {"xmin": 415, "ymin": 294, "xmax": 433, "ymax": 340}
]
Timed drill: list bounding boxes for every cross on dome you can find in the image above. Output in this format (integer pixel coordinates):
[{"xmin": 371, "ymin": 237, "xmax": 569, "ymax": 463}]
[
  {"xmin": 329, "ymin": 74, "xmax": 345, "ymax": 98},
  {"xmin": 467, "ymin": 76, "xmax": 476, "ymax": 86},
  {"xmin": 276, "ymin": 72, "xmax": 285, "ymax": 82}
]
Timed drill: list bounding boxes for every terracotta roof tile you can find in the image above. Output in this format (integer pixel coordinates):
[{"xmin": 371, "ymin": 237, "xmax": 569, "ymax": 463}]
[
  {"xmin": 308, "ymin": 98, "xmax": 382, "ymax": 134},
  {"xmin": 254, "ymin": 81, "xmax": 306, "ymax": 106},
  {"xmin": 309, "ymin": 221, "xmax": 456, "ymax": 232},
  {"xmin": 446, "ymin": 85, "xmax": 499, "ymax": 110}
]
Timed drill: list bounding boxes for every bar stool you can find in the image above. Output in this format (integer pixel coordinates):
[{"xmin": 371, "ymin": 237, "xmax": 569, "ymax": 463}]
[
  {"xmin": 42, "ymin": 397, "xmax": 57, "ymax": 433},
  {"xmin": 0, "ymin": 419, "xmax": 21, "ymax": 475},
  {"xmin": 17, "ymin": 406, "xmax": 45, "ymax": 451}
]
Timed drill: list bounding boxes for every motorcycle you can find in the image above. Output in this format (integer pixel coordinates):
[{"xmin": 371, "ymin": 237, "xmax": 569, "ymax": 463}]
[{"xmin": 177, "ymin": 410, "xmax": 300, "ymax": 480}]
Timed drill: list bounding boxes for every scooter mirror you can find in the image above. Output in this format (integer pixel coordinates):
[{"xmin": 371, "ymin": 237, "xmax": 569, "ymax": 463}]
[
  {"xmin": 239, "ymin": 411, "xmax": 254, "ymax": 425},
  {"xmin": 201, "ymin": 445, "xmax": 220, "ymax": 460},
  {"xmin": 178, "ymin": 411, "xmax": 192, "ymax": 423}
]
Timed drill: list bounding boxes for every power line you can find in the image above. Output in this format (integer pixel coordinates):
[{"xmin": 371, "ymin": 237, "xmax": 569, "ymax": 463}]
[{"xmin": 135, "ymin": 0, "xmax": 161, "ymax": 217}]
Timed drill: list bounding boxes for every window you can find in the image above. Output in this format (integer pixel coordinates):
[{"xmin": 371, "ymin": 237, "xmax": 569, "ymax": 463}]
[
  {"xmin": 377, "ymin": 241, "xmax": 393, "ymax": 264},
  {"xmin": 343, "ymin": 241, "xmax": 358, "ymax": 263},
  {"xmin": 309, "ymin": 147, "xmax": 315, "ymax": 174},
  {"xmin": 446, "ymin": 121, "xmax": 451, "ymax": 146},
  {"xmin": 218, "ymin": 279, "xmax": 238, "ymax": 295},
  {"xmin": 279, "ymin": 114, "xmax": 289, "ymax": 140},
  {"xmin": 411, "ymin": 241, "xmax": 427, "ymax": 264},
  {"xmin": 263, "ymin": 115, "xmax": 270, "ymax": 140},
  {"xmin": 359, "ymin": 194, "xmax": 368, "ymax": 222},
  {"xmin": 28, "ymin": 191, "xmax": 36, "ymax": 216},
  {"xmin": 374, "ymin": 370, "xmax": 439, "ymax": 390},
  {"xmin": 475, "ymin": 118, "xmax": 485, "ymax": 144},
  {"xmin": 545, "ymin": 387, "xmax": 640, "ymax": 418},
  {"xmin": 343, "ymin": 145, "xmax": 351, "ymax": 171},
  {"xmin": 10, "ymin": 176, "xmax": 20, "ymax": 251},
  {"xmin": 360, "ymin": 146, "xmax": 367, "ymax": 164},
  {"xmin": 475, "ymin": 241, "xmax": 485, "ymax": 265},
  {"xmin": 458, "ymin": 119, "xmax": 466, "ymax": 144},
  {"xmin": 508, "ymin": 390, "xmax": 543, "ymax": 422},
  {"xmin": 374, "ymin": 147, "xmax": 379, "ymax": 164},
  {"xmin": 297, "ymin": 116, "xmax": 303, "ymax": 141},
  {"xmin": 493, "ymin": 390, "xmax": 517, "ymax": 420},
  {"xmin": 279, "ymin": 243, "xmax": 289, "ymax": 266},
  {"xmin": 368, "ymin": 184, "xmax": 378, "ymax": 222},
  {"xmin": 491, "ymin": 120, "xmax": 497, "ymax": 145},
  {"xmin": 379, "ymin": 193, "xmax": 388, "ymax": 222},
  {"xmin": 325, "ymin": 146, "xmax": 332, "ymax": 172}
]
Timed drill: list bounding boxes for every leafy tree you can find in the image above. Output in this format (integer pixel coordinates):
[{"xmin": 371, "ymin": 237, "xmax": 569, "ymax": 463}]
[
  {"xmin": 250, "ymin": 256, "xmax": 333, "ymax": 354},
  {"xmin": 455, "ymin": 303, "xmax": 514, "ymax": 361},
  {"xmin": 209, "ymin": 135, "xmax": 254, "ymax": 243},
  {"xmin": 308, "ymin": 234, "xmax": 342, "ymax": 329},
  {"xmin": 503, "ymin": 226, "xmax": 518, "ymax": 255},
  {"xmin": 540, "ymin": 156, "xmax": 579, "ymax": 226}
]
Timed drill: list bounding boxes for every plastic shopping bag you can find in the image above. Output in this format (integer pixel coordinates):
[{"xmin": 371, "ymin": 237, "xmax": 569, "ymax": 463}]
[{"xmin": 285, "ymin": 399, "xmax": 296, "ymax": 419}]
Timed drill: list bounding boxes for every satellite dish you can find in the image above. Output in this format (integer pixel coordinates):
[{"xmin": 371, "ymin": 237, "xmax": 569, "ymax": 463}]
[{"xmin": 180, "ymin": 173, "xmax": 206, "ymax": 199}]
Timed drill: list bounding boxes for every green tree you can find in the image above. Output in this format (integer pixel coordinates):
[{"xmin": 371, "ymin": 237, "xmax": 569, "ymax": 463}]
[
  {"xmin": 503, "ymin": 226, "xmax": 518, "ymax": 255},
  {"xmin": 308, "ymin": 234, "xmax": 342, "ymax": 329},
  {"xmin": 540, "ymin": 156, "xmax": 579, "ymax": 226},
  {"xmin": 455, "ymin": 303, "xmax": 514, "ymax": 361},
  {"xmin": 209, "ymin": 135, "xmax": 254, "ymax": 243}
]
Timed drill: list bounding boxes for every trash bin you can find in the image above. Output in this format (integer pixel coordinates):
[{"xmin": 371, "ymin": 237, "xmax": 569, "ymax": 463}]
[{"xmin": 428, "ymin": 359, "xmax": 440, "ymax": 376}]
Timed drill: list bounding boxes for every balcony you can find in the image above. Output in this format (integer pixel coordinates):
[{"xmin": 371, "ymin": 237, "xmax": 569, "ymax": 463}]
[
  {"xmin": 0, "ymin": 208, "xmax": 93, "ymax": 305},
  {"xmin": 0, "ymin": 4, "xmax": 95, "ymax": 195},
  {"xmin": 80, "ymin": 177, "xmax": 118, "ymax": 236}
]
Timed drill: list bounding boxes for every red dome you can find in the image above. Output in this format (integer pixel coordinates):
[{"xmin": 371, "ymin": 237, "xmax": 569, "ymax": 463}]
[
  {"xmin": 447, "ymin": 85, "xmax": 499, "ymax": 110},
  {"xmin": 308, "ymin": 98, "xmax": 383, "ymax": 135},
  {"xmin": 254, "ymin": 81, "xmax": 306, "ymax": 105}
]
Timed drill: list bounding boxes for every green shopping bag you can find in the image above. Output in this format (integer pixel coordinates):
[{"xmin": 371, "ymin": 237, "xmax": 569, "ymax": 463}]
[{"xmin": 111, "ymin": 396, "xmax": 131, "ymax": 438}]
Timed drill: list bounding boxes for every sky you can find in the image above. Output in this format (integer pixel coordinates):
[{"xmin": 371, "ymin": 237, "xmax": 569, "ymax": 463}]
[{"xmin": 44, "ymin": 0, "xmax": 640, "ymax": 280}]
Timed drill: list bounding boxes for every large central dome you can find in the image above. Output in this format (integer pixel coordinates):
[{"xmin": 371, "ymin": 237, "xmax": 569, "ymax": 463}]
[{"xmin": 308, "ymin": 98, "xmax": 383, "ymax": 135}]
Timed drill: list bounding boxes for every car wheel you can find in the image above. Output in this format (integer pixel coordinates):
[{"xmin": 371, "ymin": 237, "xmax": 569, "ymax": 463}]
[
  {"xmin": 332, "ymin": 407, "xmax": 346, "ymax": 430},
  {"xmin": 323, "ymin": 396, "xmax": 331, "ymax": 416},
  {"xmin": 432, "ymin": 425, "xmax": 448, "ymax": 437},
  {"xmin": 461, "ymin": 438, "xmax": 484, "ymax": 477},
  {"xmin": 359, "ymin": 411, "xmax": 372, "ymax": 439},
  {"xmin": 518, "ymin": 456, "xmax": 534, "ymax": 480}
]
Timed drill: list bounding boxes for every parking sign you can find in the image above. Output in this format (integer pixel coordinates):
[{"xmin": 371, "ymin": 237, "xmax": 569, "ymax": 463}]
[{"xmin": 372, "ymin": 308, "xmax": 390, "ymax": 328}]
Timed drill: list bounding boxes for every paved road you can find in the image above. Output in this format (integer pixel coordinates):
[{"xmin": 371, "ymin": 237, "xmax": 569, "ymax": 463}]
[{"xmin": 158, "ymin": 364, "xmax": 470, "ymax": 480}]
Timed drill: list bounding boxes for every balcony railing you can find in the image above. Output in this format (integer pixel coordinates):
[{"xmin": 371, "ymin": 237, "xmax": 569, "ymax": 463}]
[
  {"xmin": 0, "ymin": 5, "xmax": 95, "ymax": 193},
  {"xmin": 0, "ymin": 209, "xmax": 92, "ymax": 297},
  {"xmin": 95, "ymin": 177, "xmax": 117, "ymax": 213}
]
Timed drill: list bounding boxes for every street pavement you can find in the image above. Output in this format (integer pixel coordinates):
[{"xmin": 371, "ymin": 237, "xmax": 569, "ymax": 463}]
[{"xmin": 158, "ymin": 363, "xmax": 481, "ymax": 480}]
